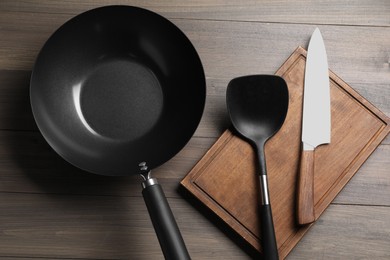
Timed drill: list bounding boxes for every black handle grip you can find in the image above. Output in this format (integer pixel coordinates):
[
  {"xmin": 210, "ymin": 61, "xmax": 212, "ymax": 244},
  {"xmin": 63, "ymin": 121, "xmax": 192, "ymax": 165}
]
[
  {"xmin": 142, "ymin": 183, "xmax": 190, "ymax": 260},
  {"xmin": 261, "ymin": 204, "xmax": 279, "ymax": 260}
]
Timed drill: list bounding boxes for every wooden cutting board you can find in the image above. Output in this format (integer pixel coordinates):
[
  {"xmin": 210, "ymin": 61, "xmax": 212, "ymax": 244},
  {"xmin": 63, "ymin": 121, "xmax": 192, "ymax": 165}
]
[{"xmin": 181, "ymin": 47, "xmax": 390, "ymax": 259}]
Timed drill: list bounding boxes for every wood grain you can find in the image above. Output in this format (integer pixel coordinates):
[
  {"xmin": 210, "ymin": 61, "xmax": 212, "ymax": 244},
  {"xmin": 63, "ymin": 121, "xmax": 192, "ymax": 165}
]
[
  {"xmin": 1, "ymin": 0, "xmax": 389, "ymax": 26},
  {"xmin": 0, "ymin": 192, "xmax": 251, "ymax": 259},
  {"xmin": 291, "ymin": 204, "xmax": 390, "ymax": 259},
  {"xmin": 296, "ymin": 150, "xmax": 315, "ymax": 225},
  {"xmin": 181, "ymin": 47, "xmax": 390, "ymax": 258},
  {"xmin": 0, "ymin": 1, "xmax": 389, "ymax": 259}
]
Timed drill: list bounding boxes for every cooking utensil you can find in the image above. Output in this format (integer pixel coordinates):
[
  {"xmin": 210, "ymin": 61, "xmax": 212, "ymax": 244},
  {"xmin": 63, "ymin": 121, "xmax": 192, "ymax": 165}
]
[
  {"xmin": 297, "ymin": 28, "xmax": 331, "ymax": 225},
  {"xmin": 227, "ymin": 75, "xmax": 288, "ymax": 260},
  {"xmin": 30, "ymin": 6, "xmax": 205, "ymax": 259}
]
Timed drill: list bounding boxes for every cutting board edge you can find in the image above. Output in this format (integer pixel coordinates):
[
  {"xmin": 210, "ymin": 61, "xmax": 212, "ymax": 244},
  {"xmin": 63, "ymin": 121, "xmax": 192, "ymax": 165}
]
[
  {"xmin": 279, "ymin": 47, "xmax": 390, "ymax": 220},
  {"xmin": 180, "ymin": 46, "xmax": 390, "ymax": 258},
  {"xmin": 180, "ymin": 152, "xmax": 314, "ymax": 259},
  {"xmin": 180, "ymin": 130, "xmax": 264, "ymax": 252}
]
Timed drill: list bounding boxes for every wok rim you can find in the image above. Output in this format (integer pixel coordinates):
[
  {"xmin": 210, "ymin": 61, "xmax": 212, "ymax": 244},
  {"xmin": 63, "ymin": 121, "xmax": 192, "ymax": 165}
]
[{"xmin": 30, "ymin": 5, "xmax": 206, "ymax": 176}]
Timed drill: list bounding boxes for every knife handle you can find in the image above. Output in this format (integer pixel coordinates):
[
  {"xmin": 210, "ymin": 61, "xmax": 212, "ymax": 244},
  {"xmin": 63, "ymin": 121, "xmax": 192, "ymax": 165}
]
[{"xmin": 297, "ymin": 149, "xmax": 316, "ymax": 225}]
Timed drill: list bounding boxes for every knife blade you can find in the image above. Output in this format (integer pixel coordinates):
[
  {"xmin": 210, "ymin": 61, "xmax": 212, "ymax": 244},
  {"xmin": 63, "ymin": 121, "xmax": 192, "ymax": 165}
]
[{"xmin": 297, "ymin": 28, "xmax": 331, "ymax": 225}]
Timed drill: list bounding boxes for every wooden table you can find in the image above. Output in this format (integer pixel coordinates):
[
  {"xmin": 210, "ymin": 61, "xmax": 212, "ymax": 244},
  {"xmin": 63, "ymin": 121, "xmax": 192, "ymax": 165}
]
[{"xmin": 0, "ymin": 1, "xmax": 389, "ymax": 259}]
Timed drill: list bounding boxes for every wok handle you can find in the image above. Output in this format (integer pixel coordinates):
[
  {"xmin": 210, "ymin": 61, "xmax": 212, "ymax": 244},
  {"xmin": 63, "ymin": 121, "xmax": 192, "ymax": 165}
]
[{"xmin": 142, "ymin": 179, "xmax": 190, "ymax": 260}]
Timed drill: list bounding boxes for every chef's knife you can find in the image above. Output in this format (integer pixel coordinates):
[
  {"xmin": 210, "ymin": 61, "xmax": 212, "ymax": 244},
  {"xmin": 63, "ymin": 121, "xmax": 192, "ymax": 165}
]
[{"xmin": 297, "ymin": 28, "xmax": 331, "ymax": 225}]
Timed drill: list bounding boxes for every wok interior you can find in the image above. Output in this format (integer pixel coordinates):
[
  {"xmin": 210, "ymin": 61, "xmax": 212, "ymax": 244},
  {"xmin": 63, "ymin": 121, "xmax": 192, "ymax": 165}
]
[
  {"xmin": 30, "ymin": 6, "xmax": 205, "ymax": 176},
  {"xmin": 80, "ymin": 58, "xmax": 164, "ymax": 140}
]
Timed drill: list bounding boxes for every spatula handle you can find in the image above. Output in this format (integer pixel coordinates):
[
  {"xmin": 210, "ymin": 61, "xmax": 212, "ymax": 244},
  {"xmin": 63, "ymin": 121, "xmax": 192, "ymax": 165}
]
[
  {"xmin": 297, "ymin": 149, "xmax": 316, "ymax": 225},
  {"xmin": 258, "ymin": 174, "xmax": 279, "ymax": 260},
  {"xmin": 260, "ymin": 203, "xmax": 279, "ymax": 260}
]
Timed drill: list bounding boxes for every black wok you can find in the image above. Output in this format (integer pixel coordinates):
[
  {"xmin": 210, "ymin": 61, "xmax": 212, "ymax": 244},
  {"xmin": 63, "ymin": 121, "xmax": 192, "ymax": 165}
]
[{"xmin": 30, "ymin": 6, "xmax": 205, "ymax": 259}]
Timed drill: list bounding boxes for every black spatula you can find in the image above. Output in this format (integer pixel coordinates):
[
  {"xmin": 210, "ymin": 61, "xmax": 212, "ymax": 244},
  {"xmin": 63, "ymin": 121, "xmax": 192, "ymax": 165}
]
[{"xmin": 227, "ymin": 75, "xmax": 289, "ymax": 260}]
